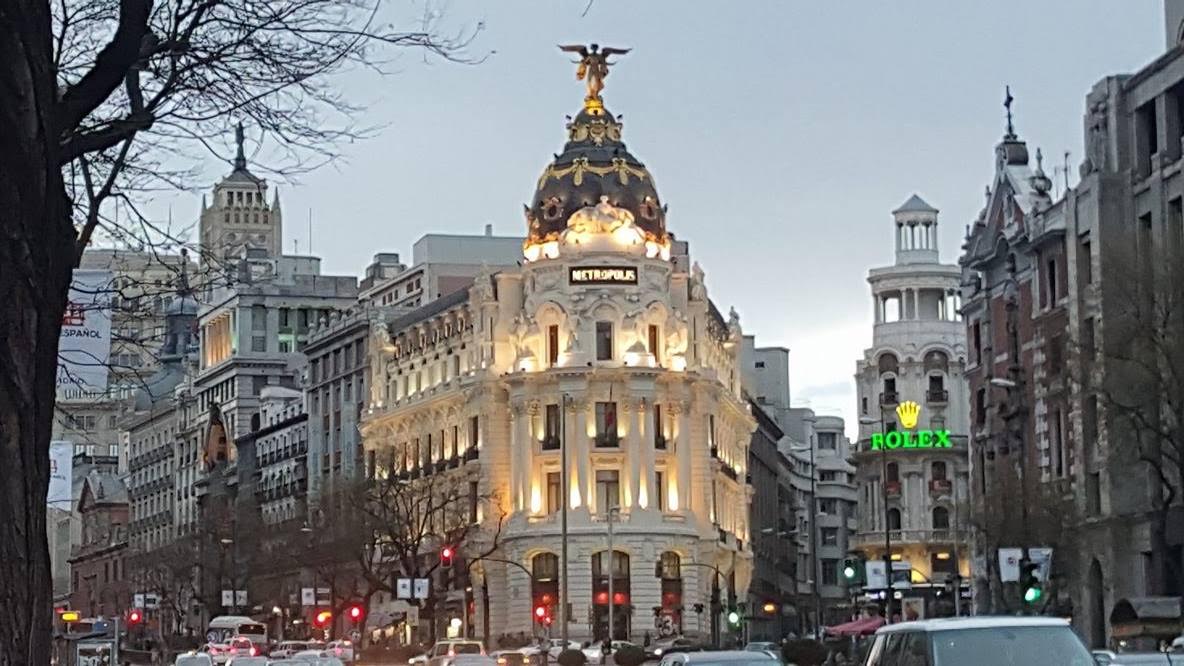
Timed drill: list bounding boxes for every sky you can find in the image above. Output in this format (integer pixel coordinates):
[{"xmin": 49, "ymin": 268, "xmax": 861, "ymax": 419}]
[{"xmin": 163, "ymin": 0, "xmax": 1166, "ymax": 435}]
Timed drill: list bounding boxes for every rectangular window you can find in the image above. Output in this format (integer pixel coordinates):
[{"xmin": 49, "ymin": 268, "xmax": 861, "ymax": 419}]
[
  {"xmin": 655, "ymin": 470, "xmax": 665, "ymax": 511},
  {"xmin": 451, "ymin": 425, "xmax": 459, "ymax": 459},
  {"xmin": 251, "ymin": 336, "xmax": 266, "ymax": 352},
  {"xmin": 469, "ymin": 481, "xmax": 479, "ymax": 523},
  {"xmin": 975, "ymin": 388, "xmax": 987, "ymax": 427},
  {"xmin": 595, "ymin": 321, "xmax": 613, "ymax": 360},
  {"xmin": 821, "ymin": 527, "xmax": 839, "ymax": 546},
  {"xmin": 972, "ymin": 320, "xmax": 982, "ymax": 365},
  {"xmin": 469, "ymin": 416, "xmax": 480, "ymax": 450},
  {"xmin": 547, "ymin": 472, "xmax": 562, "ymax": 514},
  {"xmin": 544, "ymin": 404, "xmax": 561, "ymax": 450},
  {"xmin": 817, "ymin": 432, "xmax": 837, "ymax": 450},
  {"xmin": 1052, "ymin": 407, "xmax": 1066, "ymax": 478},
  {"xmin": 1079, "ymin": 237, "xmax": 1093, "ymax": 285},
  {"xmin": 818, "ymin": 499, "xmax": 837, "ymax": 514},
  {"xmin": 595, "ymin": 402, "xmax": 619, "ymax": 447},
  {"xmin": 821, "ymin": 559, "xmax": 838, "ymax": 586},
  {"xmin": 648, "ymin": 324, "xmax": 660, "ymax": 359},
  {"xmin": 1047, "ymin": 334, "xmax": 1064, "ymax": 376},
  {"xmin": 1083, "ymin": 317, "xmax": 1097, "ymax": 360},
  {"xmin": 596, "ymin": 470, "xmax": 621, "ymax": 512},
  {"xmin": 251, "ymin": 304, "xmax": 267, "ymax": 331},
  {"xmin": 820, "ymin": 471, "xmax": 838, "ymax": 482},
  {"xmin": 1046, "ymin": 257, "xmax": 1059, "ymax": 305},
  {"xmin": 653, "ymin": 404, "xmax": 666, "ymax": 449},
  {"xmin": 547, "ymin": 324, "xmax": 560, "ymax": 366}
]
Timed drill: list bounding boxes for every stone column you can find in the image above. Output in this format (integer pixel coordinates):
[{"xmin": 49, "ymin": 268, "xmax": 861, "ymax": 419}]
[
  {"xmin": 622, "ymin": 400, "xmax": 638, "ymax": 509},
  {"xmin": 572, "ymin": 400, "xmax": 590, "ymax": 510},
  {"xmin": 674, "ymin": 401, "xmax": 691, "ymax": 513},
  {"xmin": 525, "ymin": 401, "xmax": 539, "ymax": 513},
  {"xmin": 638, "ymin": 400, "xmax": 654, "ymax": 509},
  {"xmin": 510, "ymin": 403, "xmax": 524, "ymax": 510}
]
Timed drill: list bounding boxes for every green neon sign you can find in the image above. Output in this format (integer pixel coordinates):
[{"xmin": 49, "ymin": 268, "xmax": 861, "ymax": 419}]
[{"xmin": 870, "ymin": 430, "xmax": 952, "ymax": 450}]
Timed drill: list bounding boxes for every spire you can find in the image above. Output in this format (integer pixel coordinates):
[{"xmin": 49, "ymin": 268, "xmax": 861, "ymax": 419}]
[
  {"xmin": 234, "ymin": 121, "xmax": 247, "ymax": 171},
  {"xmin": 1004, "ymin": 86, "xmax": 1016, "ymax": 139}
]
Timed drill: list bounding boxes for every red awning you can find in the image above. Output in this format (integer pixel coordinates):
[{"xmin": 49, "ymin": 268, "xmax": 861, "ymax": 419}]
[{"xmin": 824, "ymin": 616, "xmax": 886, "ymax": 637}]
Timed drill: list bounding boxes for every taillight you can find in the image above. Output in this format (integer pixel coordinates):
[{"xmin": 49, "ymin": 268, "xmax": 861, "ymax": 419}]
[
  {"xmin": 250, "ymin": 646, "xmax": 257, "ymax": 656},
  {"xmin": 449, "ymin": 650, "xmax": 456, "ymax": 656}
]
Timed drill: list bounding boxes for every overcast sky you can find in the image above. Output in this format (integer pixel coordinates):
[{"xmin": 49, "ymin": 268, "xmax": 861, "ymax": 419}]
[{"xmin": 168, "ymin": 0, "xmax": 1166, "ymax": 434}]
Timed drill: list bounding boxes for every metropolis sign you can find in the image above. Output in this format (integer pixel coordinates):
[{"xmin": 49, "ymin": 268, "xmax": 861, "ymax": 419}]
[
  {"xmin": 569, "ymin": 266, "xmax": 638, "ymax": 286},
  {"xmin": 870, "ymin": 400, "xmax": 953, "ymax": 450}
]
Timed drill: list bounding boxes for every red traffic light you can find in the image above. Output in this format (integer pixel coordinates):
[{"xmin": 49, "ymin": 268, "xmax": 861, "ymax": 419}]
[
  {"xmin": 348, "ymin": 605, "xmax": 364, "ymax": 623},
  {"xmin": 441, "ymin": 546, "xmax": 455, "ymax": 568},
  {"xmin": 534, "ymin": 605, "xmax": 546, "ymax": 619},
  {"xmin": 314, "ymin": 610, "xmax": 333, "ymax": 627},
  {"xmin": 128, "ymin": 610, "xmax": 143, "ymax": 625}
]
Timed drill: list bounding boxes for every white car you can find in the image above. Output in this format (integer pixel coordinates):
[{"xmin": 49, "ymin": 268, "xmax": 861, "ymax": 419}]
[
  {"xmin": 206, "ymin": 637, "xmax": 257, "ymax": 664},
  {"xmin": 272, "ymin": 641, "xmax": 312, "ymax": 658},
  {"xmin": 658, "ymin": 650, "xmax": 778, "ymax": 666},
  {"xmin": 582, "ymin": 641, "xmax": 638, "ymax": 662},
  {"xmin": 175, "ymin": 653, "xmax": 215, "ymax": 666},
  {"xmin": 864, "ymin": 616, "xmax": 1095, "ymax": 665},
  {"xmin": 225, "ymin": 658, "xmax": 270, "ymax": 666},
  {"xmin": 545, "ymin": 639, "xmax": 582, "ymax": 659},
  {"xmin": 291, "ymin": 650, "xmax": 345, "ymax": 666},
  {"xmin": 327, "ymin": 640, "xmax": 356, "ymax": 663},
  {"xmin": 427, "ymin": 640, "xmax": 486, "ymax": 666},
  {"xmin": 409, "ymin": 653, "xmax": 429, "ymax": 666}
]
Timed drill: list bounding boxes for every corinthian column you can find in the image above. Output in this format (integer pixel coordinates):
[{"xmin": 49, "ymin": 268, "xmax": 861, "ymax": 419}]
[
  {"xmin": 672, "ymin": 401, "xmax": 692, "ymax": 513},
  {"xmin": 571, "ymin": 400, "xmax": 590, "ymax": 510},
  {"xmin": 525, "ymin": 401, "xmax": 539, "ymax": 513},
  {"xmin": 622, "ymin": 400, "xmax": 638, "ymax": 509},
  {"xmin": 637, "ymin": 399, "xmax": 653, "ymax": 509},
  {"xmin": 511, "ymin": 402, "xmax": 529, "ymax": 511}
]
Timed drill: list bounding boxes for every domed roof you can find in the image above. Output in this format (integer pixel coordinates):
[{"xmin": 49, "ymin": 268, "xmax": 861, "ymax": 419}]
[
  {"xmin": 527, "ymin": 103, "xmax": 666, "ymax": 244},
  {"xmin": 166, "ymin": 292, "xmax": 199, "ymax": 316}
]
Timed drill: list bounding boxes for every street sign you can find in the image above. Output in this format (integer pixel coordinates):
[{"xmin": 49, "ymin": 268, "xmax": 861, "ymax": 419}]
[
  {"xmin": 235, "ymin": 590, "xmax": 248, "ymax": 606},
  {"xmin": 998, "ymin": 548, "xmax": 1023, "ymax": 582},
  {"xmin": 133, "ymin": 594, "xmax": 145, "ymax": 609},
  {"xmin": 221, "ymin": 590, "xmax": 234, "ymax": 607},
  {"xmin": 413, "ymin": 578, "xmax": 430, "ymax": 600},
  {"xmin": 1028, "ymin": 548, "xmax": 1053, "ymax": 582},
  {"xmin": 397, "ymin": 578, "xmax": 412, "ymax": 600},
  {"xmin": 656, "ymin": 613, "xmax": 675, "ymax": 637},
  {"xmin": 865, "ymin": 561, "xmax": 888, "ymax": 589},
  {"xmin": 301, "ymin": 588, "xmax": 315, "ymax": 606},
  {"xmin": 890, "ymin": 561, "xmax": 913, "ymax": 589},
  {"xmin": 144, "ymin": 593, "xmax": 159, "ymax": 609}
]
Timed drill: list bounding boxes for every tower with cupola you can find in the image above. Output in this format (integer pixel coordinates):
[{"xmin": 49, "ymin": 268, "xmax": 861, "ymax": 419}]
[{"xmin": 198, "ymin": 123, "xmax": 283, "ymax": 266}]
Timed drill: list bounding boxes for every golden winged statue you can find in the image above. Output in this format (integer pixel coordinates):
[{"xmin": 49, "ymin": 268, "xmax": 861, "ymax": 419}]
[{"xmin": 558, "ymin": 43, "xmax": 631, "ymax": 106}]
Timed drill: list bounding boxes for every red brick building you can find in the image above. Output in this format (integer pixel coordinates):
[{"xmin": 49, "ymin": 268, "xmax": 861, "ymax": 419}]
[{"xmin": 69, "ymin": 471, "xmax": 131, "ymax": 618}]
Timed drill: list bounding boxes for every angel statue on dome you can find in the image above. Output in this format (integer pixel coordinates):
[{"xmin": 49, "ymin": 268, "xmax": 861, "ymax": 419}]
[{"xmin": 558, "ymin": 43, "xmax": 630, "ymax": 105}]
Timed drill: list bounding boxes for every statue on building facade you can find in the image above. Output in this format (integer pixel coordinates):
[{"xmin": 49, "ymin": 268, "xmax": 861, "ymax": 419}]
[{"xmin": 558, "ymin": 43, "xmax": 631, "ymax": 105}]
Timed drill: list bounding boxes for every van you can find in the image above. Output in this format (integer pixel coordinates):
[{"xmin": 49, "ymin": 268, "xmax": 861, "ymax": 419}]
[{"xmin": 862, "ymin": 616, "xmax": 1095, "ymax": 665}]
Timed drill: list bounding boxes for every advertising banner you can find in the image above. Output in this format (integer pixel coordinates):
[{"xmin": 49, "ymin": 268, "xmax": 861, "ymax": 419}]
[
  {"xmin": 57, "ymin": 269, "xmax": 113, "ymax": 394},
  {"xmin": 47, "ymin": 441, "xmax": 74, "ymax": 507}
]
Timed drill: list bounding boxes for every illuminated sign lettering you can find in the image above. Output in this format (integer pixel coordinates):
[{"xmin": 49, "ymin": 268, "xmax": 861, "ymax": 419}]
[
  {"xmin": 569, "ymin": 266, "xmax": 638, "ymax": 285},
  {"xmin": 870, "ymin": 400, "xmax": 953, "ymax": 450}
]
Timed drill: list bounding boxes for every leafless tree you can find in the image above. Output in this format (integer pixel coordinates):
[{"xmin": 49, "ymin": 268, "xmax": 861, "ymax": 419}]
[{"xmin": 0, "ymin": 1, "xmax": 478, "ymax": 658}]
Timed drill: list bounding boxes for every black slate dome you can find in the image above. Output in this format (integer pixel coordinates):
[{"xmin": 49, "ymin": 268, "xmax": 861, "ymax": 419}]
[{"xmin": 527, "ymin": 103, "xmax": 666, "ymax": 243}]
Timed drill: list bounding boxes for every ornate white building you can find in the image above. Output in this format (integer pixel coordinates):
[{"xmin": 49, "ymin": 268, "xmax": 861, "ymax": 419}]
[
  {"xmin": 852, "ymin": 195, "xmax": 972, "ymax": 619},
  {"xmin": 361, "ymin": 61, "xmax": 754, "ymax": 644}
]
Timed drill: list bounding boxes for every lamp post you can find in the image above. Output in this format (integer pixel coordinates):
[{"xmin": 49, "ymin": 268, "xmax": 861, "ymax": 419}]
[
  {"xmin": 559, "ymin": 394, "xmax": 570, "ymax": 644},
  {"xmin": 859, "ymin": 414, "xmax": 892, "ymax": 624},
  {"xmin": 605, "ymin": 505, "xmax": 621, "ymax": 648},
  {"xmin": 787, "ymin": 441, "xmax": 821, "ymax": 634}
]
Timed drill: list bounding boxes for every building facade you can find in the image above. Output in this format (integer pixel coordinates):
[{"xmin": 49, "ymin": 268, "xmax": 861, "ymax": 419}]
[
  {"xmin": 853, "ymin": 195, "xmax": 972, "ymax": 620},
  {"xmin": 745, "ymin": 402, "xmax": 796, "ymax": 641},
  {"xmin": 69, "ymin": 470, "xmax": 131, "ymax": 618},
  {"xmin": 961, "ymin": 45, "xmax": 1184, "ymax": 646},
  {"xmin": 361, "ymin": 72, "xmax": 755, "ymax": 644}
]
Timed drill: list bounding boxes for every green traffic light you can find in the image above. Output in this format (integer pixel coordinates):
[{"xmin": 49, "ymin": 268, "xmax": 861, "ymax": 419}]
[
  {"xmin": 843, "ymin": 565, "xmax": 857, "ymax": 580},
  {"xmin": 1023, "ymin": 586, "xmax": 1043, "ymax": 603},
  {"xmin": 727, "ymin": 611, "xmax": 740, "ymax": 625}
]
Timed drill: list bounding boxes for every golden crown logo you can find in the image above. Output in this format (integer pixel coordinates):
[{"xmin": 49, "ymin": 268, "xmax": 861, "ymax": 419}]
[{"xmin": 896, "ymin": 401, "xmax": 921, "ymax": 430}]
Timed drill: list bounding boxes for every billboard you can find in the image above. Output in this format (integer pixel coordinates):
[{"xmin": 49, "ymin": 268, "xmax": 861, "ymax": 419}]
[
  {"xmin": 57, "ymin": 269, "xmax": 113, "ymax": 394},
  {"xmin": 47, "ymin": 441, "xmax": 74, "ymax": 507}
]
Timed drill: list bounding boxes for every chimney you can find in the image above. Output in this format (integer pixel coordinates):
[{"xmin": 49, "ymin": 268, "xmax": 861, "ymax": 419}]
[{"xmin": 484, "ymin": 223, "xmax": 493, "ymax": 237}]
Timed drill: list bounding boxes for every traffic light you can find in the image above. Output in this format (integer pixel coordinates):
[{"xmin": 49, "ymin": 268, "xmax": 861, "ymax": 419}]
[
  {"xmin": 534, "ymin": 605, "xmax": 552, "ymax": 625},
  {"xmin": 127, "ymin": 610, "xmax": 143, "ymax": 626},
  {"xmin": 347, "ymin": 604, "xmax": 364, "ymax": 624},
  {"xmin": 441, "ymin": 545, "xmax": 455, "ymax": 569},
  {"xmin": 842, "ymin": 557, "xmax": 864, "ymax": 585},
  {"xmin": 726, "ymin": 608, "xmax": 741, "ymax": 627},
  {"xmin": 314, "ymin": 610, "xmax": 333, "ymax": 627},
  {"xmin": 1020, "ymin": 560, "xmax": 1043, "ymax": 604}
]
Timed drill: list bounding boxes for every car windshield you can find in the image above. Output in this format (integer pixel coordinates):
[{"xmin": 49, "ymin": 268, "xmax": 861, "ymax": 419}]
[
  {"xmin": 930, "ymin": 627, "xmax": 1095, "ymax": 666},
  {"xmin": 454, "ymin": 643, "xmax": 483, "ymax": 654}
]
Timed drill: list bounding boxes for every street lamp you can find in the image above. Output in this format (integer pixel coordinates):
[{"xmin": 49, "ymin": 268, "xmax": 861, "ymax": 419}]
[
  {"xmin": 859, "ymin": 414, "xmax": 893, "ymax": 624},
  {"xmin": 787, "ymin": 442, "xmax": 821, "ymax": 636}
]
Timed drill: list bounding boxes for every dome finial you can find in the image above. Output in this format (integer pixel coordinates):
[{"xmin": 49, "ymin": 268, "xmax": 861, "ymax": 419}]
[
  {"xmin": 558, "ymin": 43, "xmax": 631, "ymax": 110},
  {"xmin": 234, "ymin": 121, "xmax": 247, "ymax": 170}
]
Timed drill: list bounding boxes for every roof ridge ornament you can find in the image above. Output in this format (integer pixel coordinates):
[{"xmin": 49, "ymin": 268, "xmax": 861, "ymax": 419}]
[
  {"xmin": 234, "ymin": 121, "xmax": 247, "ymax": 171},
  {"xmin": 1004, "ymin": 85, "xmax": 1016, "ymax": 139},
  {"xmin": 558, "ymin": 43, "xmax": 631, "ymax": 110}
]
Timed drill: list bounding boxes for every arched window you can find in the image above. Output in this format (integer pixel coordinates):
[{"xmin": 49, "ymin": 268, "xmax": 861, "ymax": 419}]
[
  {"xmin": 658, "ymin": 551, "xmax": 683, "ymax": 631},
  {"xmin": 877, "ymin": 353, "xmax": 899, "ymax": 376},
  {"xmin": 592, "ymin": 550, "xmax": 630, "ymax": 640},
  {"xmin": 887, "ymin": 508, "xmax": 902, "ymax": 530},
  {"xmin": 932, "ymin": 506, "xmax": 950, "ymax": 530},
  {"xmin": 924, "ymin": 350, "xmax": 949, "ymax": 372},
  {"xmin": 931, "ymin": 461, "xmax": 947, "ymax": 481},
  {"xmin": 531, "ymin": 553, "xmax": 559, "ymax": 618}
]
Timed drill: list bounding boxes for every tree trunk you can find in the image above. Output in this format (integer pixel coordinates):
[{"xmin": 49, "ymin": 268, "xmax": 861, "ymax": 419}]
[{"xmin": 0, "ymin": 2, "xmax": 80, "ymax": 664}]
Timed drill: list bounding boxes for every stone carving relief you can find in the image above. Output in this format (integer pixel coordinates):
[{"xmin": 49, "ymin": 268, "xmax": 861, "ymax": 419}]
[{"xmin": 1083, "ymin": 97, "xmax": 1109, "ymax": 175}]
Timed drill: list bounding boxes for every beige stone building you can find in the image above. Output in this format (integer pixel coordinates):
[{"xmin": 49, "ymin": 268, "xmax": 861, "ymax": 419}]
[{"xmin": 361, "ymin": 72, "xmax": 754, "ymax": 644}]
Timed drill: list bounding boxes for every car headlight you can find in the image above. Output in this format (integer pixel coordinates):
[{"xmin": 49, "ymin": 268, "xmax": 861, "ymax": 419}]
[{"xmin": 653, "ymin": 649, "xmax": 663, "ymax": 656}]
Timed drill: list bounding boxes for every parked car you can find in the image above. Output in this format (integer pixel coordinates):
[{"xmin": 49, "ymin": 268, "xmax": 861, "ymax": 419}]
[
  {"xmin": 544, "ymin": 639, "xmax": 582, "ymax": 659},
  {"xmin": 327, "ymin": 639, "xmax": 356, "ymax": 662},
  {"xmin": 862, "ymin": 616, "xmax": 1094, "ymax": 665},
  {"xmin": 647, "ymin": 637, "xmax": 698, "ymax": 660},
  {"xmin": 658, "ymin": 650, "xmax": 779, "ymax": 666},
  {"xmin": 1092, "ymin": 650, "xmax": 1184, "ymax": 665},
  {"xmin": 427, "ymin": 640, "xmax": 486, "ymax": 666}
]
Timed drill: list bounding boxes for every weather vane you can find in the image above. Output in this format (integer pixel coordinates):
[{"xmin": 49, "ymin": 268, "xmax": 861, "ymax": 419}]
[{"xmin": 558, "ymin": 43, "xmax": 631, "ymax": 109}]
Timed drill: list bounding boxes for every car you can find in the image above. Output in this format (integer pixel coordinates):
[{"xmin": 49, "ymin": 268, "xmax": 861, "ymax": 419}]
[
  {"xmin": 647, "ymin": 637, "xmax": 699, "ymax": 660},
  {"xmin": 409, "ymin": 653, "xmax": 429, "ymax": 666},
  {"xmin": 206, "ymin": 637, "xmax": 258, "ymax": 664},
  {"xmin": 290, "ymin": 650, "xmax": 346, "ymax": 666},
  {"xmin": 491, "ymin": 649, "xmax": 538, "ymax": 666},
  {"xmin": 861, "ymin": 616, "xmax": 1096, "ymax": 665},
  {"xmin": 225, "ymin": 658, "xmax": 271, "ymax": 666},
  {"xmin": 1092, "ymin": 650, "xmax": 1184, "ymax": 665},
  {"xmin": 175, "ymin": 653, "xmax": 215, "ymax": 666},
  {"xmin": 743, "ymin": 643, "xmax": 781, "ymax": 660},
  {"xmin": 327, "ymin": 639, "xmax": 356, "ymax": 662},
  {"xmin": 658, "ymin": 649, "xmax": 780, "ymax": 666},
  {"xmin": 427, "ymin": 640, "xmax": 486, "ymax": 666},
  {"xmin": 543, "ymin": 639, "xmax": 581, "ymax": 659},
  {"xmin": 272, "ymin": 641, "xmax": 311, "ymax": 659},
  {"xmin": 582, "ymin": 640, "xmax": 639, "ymax": 662},
  {"xmin": 1174, "ymin": 634, "xmax": 1184, "ymax": 652},
  {"xmin": 451, "ymin": 656, "xmax": 497, "ymax": 666}
]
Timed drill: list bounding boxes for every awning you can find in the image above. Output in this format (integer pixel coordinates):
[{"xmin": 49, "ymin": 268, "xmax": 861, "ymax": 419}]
[{"xmin": 824, "ymin": 616, "xmax": 885, "ymax": 637}]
